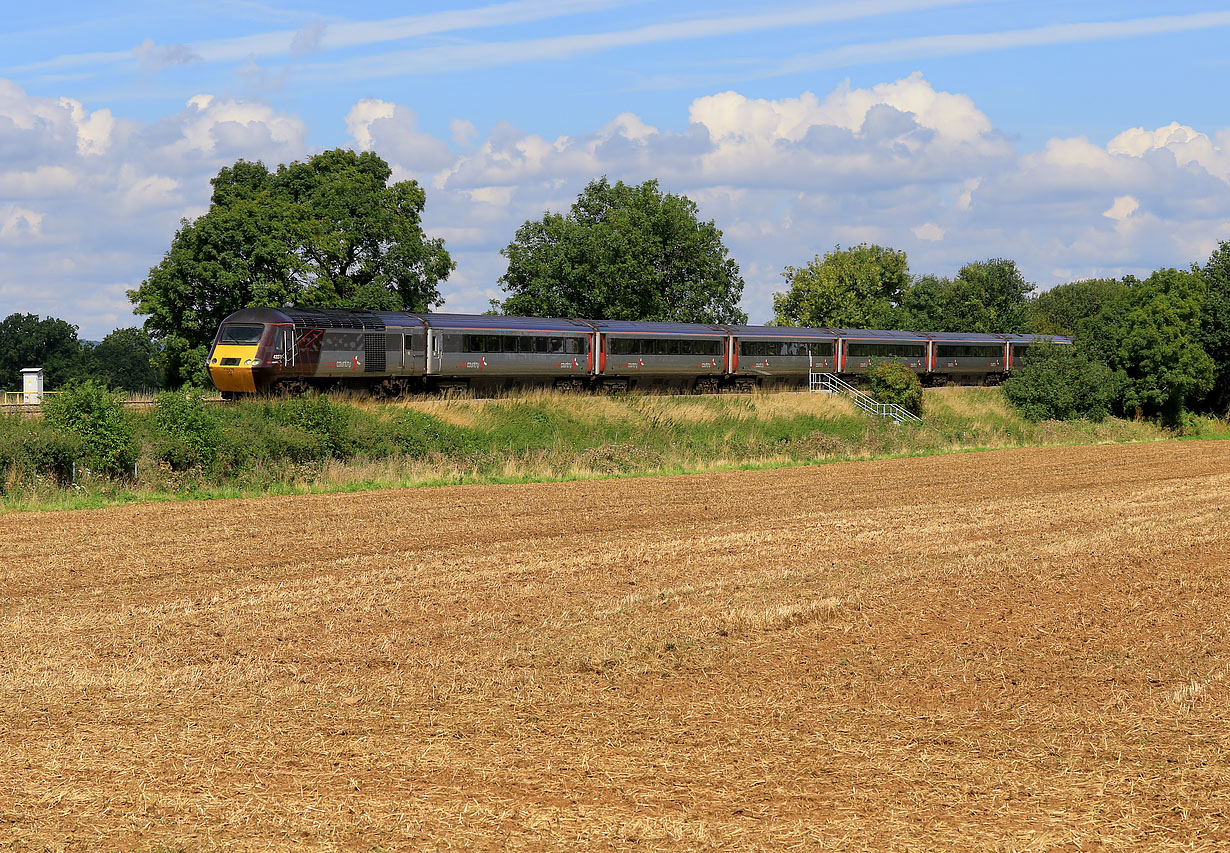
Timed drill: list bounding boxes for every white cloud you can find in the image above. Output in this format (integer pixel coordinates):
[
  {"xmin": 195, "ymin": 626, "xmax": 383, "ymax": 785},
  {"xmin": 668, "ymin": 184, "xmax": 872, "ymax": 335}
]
[
  {"xmin": 1108, "ymin": 122, "xmax": 1230, "ymax": 181},
  {"xmin": 913, "ymin": 223, "xmax": 944, "ymax": 241},
  {"xmin": 450, "ymin": 119, "xmax": 479, "ymax": 147},
  {"xmin": 0, "ymin": 80, "xmax": 312, "ymax": 338},
  {"xmin": 0, "ymin": 206, "xmax": 45, "ymax": 241},
  {"xmin": 0, "ymin": 166, "xmax": 77, "ymax": 197},
  {"xmin": 1103, "ymin": 196, "xmax": 1139, "ymax": 221},
  {"xmin": 4, "ymin": 73, "xmax": 1230, "ymax": 338},
  {"xmin": 132, "ymin": 39, "xmax": 203, "ymax": 71},
  {"xmin": 346, "ymin": 99, "xmax": 396, "ymax": 151}
]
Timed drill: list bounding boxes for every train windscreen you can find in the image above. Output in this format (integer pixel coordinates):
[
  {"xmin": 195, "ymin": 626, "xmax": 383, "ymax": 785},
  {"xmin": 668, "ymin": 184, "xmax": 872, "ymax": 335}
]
[{"xmin": 219, "ymin": 324, "xmax": 264, "ymax": 344}]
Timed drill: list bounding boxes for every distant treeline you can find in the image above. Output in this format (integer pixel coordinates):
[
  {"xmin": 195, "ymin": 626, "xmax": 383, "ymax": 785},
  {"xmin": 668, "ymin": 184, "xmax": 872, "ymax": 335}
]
[{"xmin": 0, "ymin": 315, "xmax": 161, "ymax": 393}]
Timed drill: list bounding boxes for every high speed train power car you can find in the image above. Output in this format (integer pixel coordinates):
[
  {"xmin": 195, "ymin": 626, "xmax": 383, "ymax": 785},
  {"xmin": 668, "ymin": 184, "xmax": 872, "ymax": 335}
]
[{"xmin": 207, "ymin": 306, "xmax": 1069, "ymax": 397}]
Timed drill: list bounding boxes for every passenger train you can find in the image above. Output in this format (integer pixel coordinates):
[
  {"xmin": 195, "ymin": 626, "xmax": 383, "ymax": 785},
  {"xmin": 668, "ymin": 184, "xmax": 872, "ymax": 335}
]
[{"xmin": 207, "ymin": 306, "xmax": 1070, "ymax": 397}]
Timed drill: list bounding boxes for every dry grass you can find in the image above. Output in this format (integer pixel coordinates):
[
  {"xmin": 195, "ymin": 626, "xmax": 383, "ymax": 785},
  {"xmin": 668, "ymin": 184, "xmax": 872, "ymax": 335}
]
[{"xmin": 2, "ymin": 441, "xmax": 1229, "ymax": 850}]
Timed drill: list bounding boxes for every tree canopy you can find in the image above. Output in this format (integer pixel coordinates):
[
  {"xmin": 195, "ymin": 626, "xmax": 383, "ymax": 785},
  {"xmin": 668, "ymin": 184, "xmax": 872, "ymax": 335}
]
[
  {"xmin": 1198, "ymin": 240, "xmax": 1230, "ymax": 415},
  {"xmin": 772, "ymin": 244, "xmax": 909, "ymax": 328},
  {"xmin": 1075, "ymin": 268, "xmax": 1215, "ymax": 423},
  {"xmin": 129, "ymin": 149, "xmax": 453, "ymax": 386},
  {"xmin": 0, "ymin": 313, "xmax": 85, "ymax": 391},
  {"xmin": 901, "ymin": 259, "xmax": 1033, "ymax": 333},
  {"xmin": 1027, "ymin": 278, "xmax": 1127, "ymax": 337},
  {"xmin": 495, "ymin": 177, "xmax": 746, "ymax": 323},
  {"xmin": 87, "ymin": 327, "xmax": 162, "ymax": 392}
]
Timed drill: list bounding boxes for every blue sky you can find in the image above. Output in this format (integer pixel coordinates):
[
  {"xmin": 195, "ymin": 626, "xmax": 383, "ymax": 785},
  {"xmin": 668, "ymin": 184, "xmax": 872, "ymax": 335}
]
[{"xmin": 3, "ymin": 0, "xmax": 1230, "ymax": 339}]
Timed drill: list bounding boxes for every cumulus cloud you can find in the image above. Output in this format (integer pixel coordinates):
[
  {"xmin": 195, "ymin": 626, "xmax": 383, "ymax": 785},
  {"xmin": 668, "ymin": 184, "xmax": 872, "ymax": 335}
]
[
  {"xmin": 0, "ymin": 80, "xmax": 309, "ymax": 337},
  {"xmin": 345, "ymin": 99, "xmax": 453, "ymax": 173},
  {"xmin": 1103, "ymin": 196, "xmax": 1139, "ymax": 221},
  {"xmin": 3, "ymin": 72, "xmax": 1230, "ymax": 339}
]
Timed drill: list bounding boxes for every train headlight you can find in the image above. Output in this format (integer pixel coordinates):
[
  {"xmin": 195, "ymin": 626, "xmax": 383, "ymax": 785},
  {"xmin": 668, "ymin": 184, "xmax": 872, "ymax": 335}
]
[
  {"xmin": 244, "ymin": 359, "xmax": 253, "ymax": 366},
  {"xmin": 210, "ymin": 357, "xmax": 217, "ymax": 364}
]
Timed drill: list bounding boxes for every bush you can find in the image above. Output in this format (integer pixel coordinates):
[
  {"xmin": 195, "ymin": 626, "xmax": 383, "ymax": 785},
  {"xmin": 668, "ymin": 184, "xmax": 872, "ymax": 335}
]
[
  {"xmin": 41, "ymin": 381, "xmax": 136, "ymax": 476},
  {"xmin": 0, "ymin": 417, "xmax": 82, "ymax": 485},
  {"xmin": 1003, "ymin": 343, "xmax": 1121, "ymax": 421},
  {"xmin": 865, "ymin": 361, "xmax": 924, "ymax": 417},
  {"xmin": 266, "ymin": 395, "xmax": 355, "ymax": 459},
  {"xmin": 153, "ymin": 390, "xmax": 220, "ymax": 470}
]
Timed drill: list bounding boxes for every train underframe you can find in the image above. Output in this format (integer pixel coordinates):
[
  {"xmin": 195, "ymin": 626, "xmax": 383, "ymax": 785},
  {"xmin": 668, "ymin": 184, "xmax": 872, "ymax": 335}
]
[{"xmin": 230, "ymin": 368, "xmax": 1005, "ymax": 399}]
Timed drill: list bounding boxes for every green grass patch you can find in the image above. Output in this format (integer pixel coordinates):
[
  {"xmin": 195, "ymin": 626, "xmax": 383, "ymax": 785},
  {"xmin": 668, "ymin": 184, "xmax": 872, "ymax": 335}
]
[{"xmin": 0, "ymin": 387, "xmax": 1220, "ymax": 511}]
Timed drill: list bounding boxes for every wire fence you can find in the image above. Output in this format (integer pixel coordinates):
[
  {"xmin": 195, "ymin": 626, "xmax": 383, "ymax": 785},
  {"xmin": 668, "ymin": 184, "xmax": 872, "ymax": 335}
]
[{"xmin": 2, "ymin": 390, "xmax": 60, "ymax": 405}]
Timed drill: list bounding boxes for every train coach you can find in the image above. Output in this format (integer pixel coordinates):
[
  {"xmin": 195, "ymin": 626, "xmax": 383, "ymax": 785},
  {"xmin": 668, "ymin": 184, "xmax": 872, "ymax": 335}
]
[{"xmin": 206, "ymin": 306, "xmax": 1070, "ymax": 397}]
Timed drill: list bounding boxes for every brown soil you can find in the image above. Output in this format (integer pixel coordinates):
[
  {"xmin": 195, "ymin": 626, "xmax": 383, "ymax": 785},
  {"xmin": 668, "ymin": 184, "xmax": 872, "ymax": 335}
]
[{"xmin": 2, "ymin": 442, "xmax": 1229, "ymax": 850}]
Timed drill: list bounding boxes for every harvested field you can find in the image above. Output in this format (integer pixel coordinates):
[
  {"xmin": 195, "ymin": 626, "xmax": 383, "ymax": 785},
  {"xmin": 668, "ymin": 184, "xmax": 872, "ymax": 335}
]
[{"xmin": 2, "ymin": 441, "xmax": 1229, "ymax": 850}]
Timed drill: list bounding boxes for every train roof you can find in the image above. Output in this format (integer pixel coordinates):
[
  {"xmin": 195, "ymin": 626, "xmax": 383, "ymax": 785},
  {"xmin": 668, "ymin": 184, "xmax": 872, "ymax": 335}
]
[
  {"xmin": 591, "ymin": 319, "xmax": 729, "ymax": 336},
  {"xmin": 220, "ymin": 307, "xmax": 1074, "ymax": 345},
  {"xmin": 417, "ymin": 313, "xmax": 592, "ymax": 332},
  {"xmin": 925, "ymin": 331, "xmax": 1011, "ymax": 342},
  {"xmin": 1001, "ymin": 333, "xmax": 1073, "ymax": 343},
  {"xmin": 723, "ymin": 324, "xmax": 837, "ymax": 338},
  {"xmin": 830, "ymin": 328, "xmax": 931, "ymax": 342}
]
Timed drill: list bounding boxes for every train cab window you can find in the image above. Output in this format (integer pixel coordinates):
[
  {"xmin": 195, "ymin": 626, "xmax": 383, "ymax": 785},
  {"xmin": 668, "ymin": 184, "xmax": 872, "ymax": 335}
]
[{"xmin": 220, "ymin": 324, "xmax": 265, "ymax": 345}]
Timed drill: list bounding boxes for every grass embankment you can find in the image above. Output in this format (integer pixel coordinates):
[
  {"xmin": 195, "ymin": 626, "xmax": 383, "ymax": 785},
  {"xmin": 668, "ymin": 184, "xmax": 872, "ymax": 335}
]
[{"xmin": 1, "ymin": 387, "xmax": 1226, "ymax": 511}]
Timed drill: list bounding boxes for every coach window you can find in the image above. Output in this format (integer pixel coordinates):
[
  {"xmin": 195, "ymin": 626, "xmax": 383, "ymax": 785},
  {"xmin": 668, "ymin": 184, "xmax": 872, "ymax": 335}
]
[{"xmin": 937, "ymin": 344, "xmax": 1002, "ymax": 359}]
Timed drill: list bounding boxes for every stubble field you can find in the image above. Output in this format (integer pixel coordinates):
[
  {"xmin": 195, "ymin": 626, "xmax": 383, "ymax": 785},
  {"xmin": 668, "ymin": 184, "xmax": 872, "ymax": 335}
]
[{"xmin": 2, "ymin": 441, "xmax": 1229, "ymax": 850}]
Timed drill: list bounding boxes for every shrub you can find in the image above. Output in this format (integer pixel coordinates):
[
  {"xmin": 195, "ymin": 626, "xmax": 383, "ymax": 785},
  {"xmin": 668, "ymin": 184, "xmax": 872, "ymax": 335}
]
[
  {"xmin": 0, "ymin": 417, "xmax": 82, "ymax": 485},
  {"xmin": 153, "ymin": 390, "xmax": 220, "ymax": 471},
  {"xmin": 41, "ymin": 381, "xmax": 136, "ymax": 476},
  {"xmin": 865, "ymin": 361, "xmax": 924, "ymax": 417},
  {"xmin": 1003, "ymin": 342, "xmax": 1121, "ymax": 421},
  {"xmin": 267, "ymin": 395, "xmax": 355, "ymax": 459}
]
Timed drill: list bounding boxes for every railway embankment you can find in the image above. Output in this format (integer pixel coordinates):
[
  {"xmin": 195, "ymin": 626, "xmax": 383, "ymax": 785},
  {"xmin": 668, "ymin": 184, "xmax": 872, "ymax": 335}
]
[{"xmin": 0, "ymin": 386, "xmax": 1225, "ymax": 510}]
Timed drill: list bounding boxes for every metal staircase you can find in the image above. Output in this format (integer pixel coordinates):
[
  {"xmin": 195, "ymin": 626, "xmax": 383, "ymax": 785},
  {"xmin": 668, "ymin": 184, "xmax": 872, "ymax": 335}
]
[{"xmin": 809, "ymin": 371, "xmax": 922, "ymax": 424}]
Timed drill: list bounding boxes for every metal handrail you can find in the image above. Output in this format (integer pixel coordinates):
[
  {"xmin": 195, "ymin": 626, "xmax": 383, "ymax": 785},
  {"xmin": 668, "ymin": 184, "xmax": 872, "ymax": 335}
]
[{"xmin": 808, "ymin": 371, "xmax": 922, "ymax": 423}]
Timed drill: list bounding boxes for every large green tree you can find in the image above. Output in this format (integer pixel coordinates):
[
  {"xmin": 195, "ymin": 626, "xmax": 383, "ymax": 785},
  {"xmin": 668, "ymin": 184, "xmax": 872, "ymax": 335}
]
[
  {"xmin": 1027, "ymin": 278, "xmax": 1127, "ymax": 336},
  {"xmin": 130, "ymin": 149, "xmax": 454, "ymax": 386},
  {"xmin": 85, "ymin": 327, "xmax": 162, "ymax": 392},
  {"xmin": 901, "ymin": 258, "xmax": 1033, "ymax": 333},
  {"xmin": 1081, "ymin": 268, "xmax": 1214, "ymax": 422},
  {"xmin": 496, "ymin": 177, "xmax": 746, "ymax": 323},
  {"xmin": 772, "ymin": 244, "xmax": 909, "ymax": 328},
  {"xmin": 1197, "ymin": 241, "xmax": 1230, "ymax": 414},
  {"xmin": 0, "ymin": 313, "xmax": 87, "ymax": 391}
]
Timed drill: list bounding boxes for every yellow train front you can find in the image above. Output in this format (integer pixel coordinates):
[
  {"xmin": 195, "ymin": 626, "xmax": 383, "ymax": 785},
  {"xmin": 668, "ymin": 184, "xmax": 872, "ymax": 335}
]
[
  {"xmin": 207, "ymin": 306, "xmax": 431, "ymax": 397},
  {"xmin": 206, "ymin": 307, "xmax": 297, "ymax": 396}
]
